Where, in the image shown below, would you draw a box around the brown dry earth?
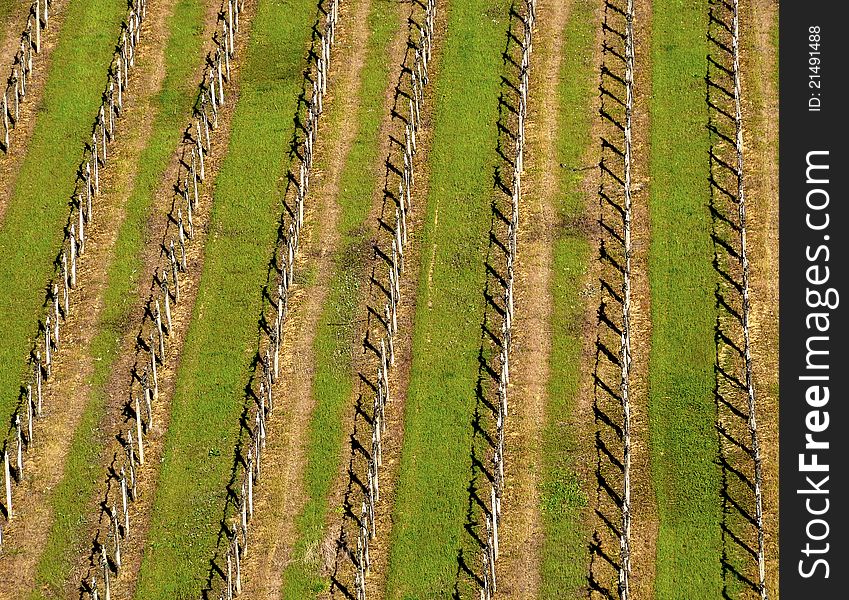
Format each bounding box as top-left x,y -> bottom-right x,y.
494,0 -> 570,596
352,121 -> 434,600
0,1 -> 193,596
625,0 -> 659,596
0,0 -> 44,66
232,0 -> 381,596
0,0 -> 35,62
739,0 -> 779,595
328,4 -> 449,599
586,0 -> 658,596
62,1 -> 262,597
0,0 -> 72,223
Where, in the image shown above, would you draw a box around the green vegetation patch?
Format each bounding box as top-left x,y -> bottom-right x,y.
133,0 -> 320,597
647,0 -> 723,596
383,0 -> 512,597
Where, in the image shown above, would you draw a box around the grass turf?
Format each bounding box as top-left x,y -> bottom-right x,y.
647,0 -> 723,597
537,0 -> 597,596
382,0 -> 512,597
132,0 -> 321,597
277,1 -> 399,595
28,0 -> 208,596
0,0 -> 127,435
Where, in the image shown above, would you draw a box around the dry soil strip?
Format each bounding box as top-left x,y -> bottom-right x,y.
309,14 -> 411,599
626,0 -> 659,596
328,3 -> 447,597
495,0 -> 570,596
65,2 -> 261,597
273,4 -> 413,596
739,0 -> 779,594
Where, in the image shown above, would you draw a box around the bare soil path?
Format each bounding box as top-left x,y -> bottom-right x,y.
231,0 -> 380,596
739,0 -> 779,594
313,15 -> 410,599
327,3 -> 448,597
64,1 -> 263,597
626,0 -> 659,596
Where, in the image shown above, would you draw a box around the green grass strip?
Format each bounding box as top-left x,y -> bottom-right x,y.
132,1 -> 319,597
647,1 -> 723,597
28,0 -> 207,597
278,2 -> 397,596
538,1 -> 597,596
0,0 -> 126,426
383,0 -> 511,596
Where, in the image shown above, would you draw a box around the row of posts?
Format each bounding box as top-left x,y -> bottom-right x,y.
729,1 -> 767,596
0,0 -> 148,549
615,0 -> 635,598
351,2 -> 437,599
479,2 -> 535,598
591,0 -> 635,596
706,0 -> 767,597
1,0 -> 52,152
78,2 -> 246,599
210,2 -> 340,599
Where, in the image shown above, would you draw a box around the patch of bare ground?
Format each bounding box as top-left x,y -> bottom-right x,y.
0,0 -> 72,224
0,0 -> 206,597
624,0 -> 658,596
0,0 -> 41,67
587,0 -> 657,596
228,0 -> 379,596
494,0 -> 571,596
274,4 -> 412,598
327,3 -> 448,598
0,0 -> 33,60
739,0 -> 779,595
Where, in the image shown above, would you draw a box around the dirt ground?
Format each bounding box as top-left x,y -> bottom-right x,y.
625,0 -> 660,596
326,3 -> 451,598
739,0 -> 780,595
69,1 -> 264,597
231,0 -> 383,596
